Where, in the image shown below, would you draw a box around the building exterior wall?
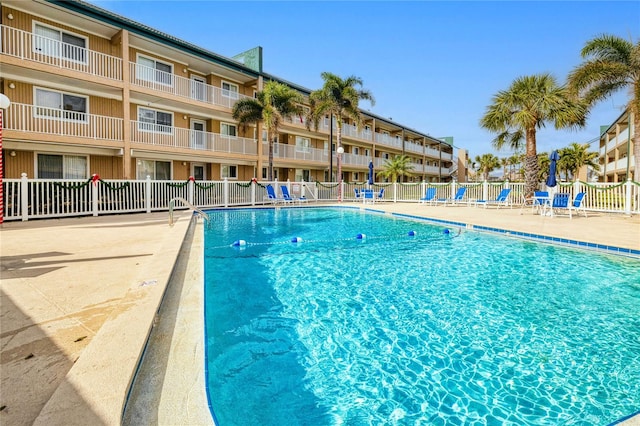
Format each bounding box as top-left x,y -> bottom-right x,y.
599,109 -> 635,182
1,0 -> 455,183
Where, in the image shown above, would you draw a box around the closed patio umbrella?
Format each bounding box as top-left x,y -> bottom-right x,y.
546,150 -> 559,188
368,161 -> 374,185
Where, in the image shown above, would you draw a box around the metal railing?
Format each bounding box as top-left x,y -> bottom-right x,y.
3,174 -> 639,222
129,62 -> 251,108
3,103 -> 124,141
131,122 -> 257,154
1,25 -> 123,80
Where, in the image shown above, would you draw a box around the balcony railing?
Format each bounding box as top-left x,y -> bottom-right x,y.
1,25 -> 123,81
129,63 -> 251,108
264,142 -> 329,162
131,121 -> 257,155
375,133 -> 403,149
4,102 -> 124,141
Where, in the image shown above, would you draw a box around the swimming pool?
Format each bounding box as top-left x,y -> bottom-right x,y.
204,207 -> 640,425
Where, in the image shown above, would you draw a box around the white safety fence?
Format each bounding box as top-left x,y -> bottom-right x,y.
2,174 -> 639,221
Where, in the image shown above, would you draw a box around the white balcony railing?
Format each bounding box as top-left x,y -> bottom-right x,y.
375,133 -> 403,149
4,102 -> 124,141
1,25 -> 123,81
264,142 -> 329,162
131,121 -> 257,155
129,63 -> 251,108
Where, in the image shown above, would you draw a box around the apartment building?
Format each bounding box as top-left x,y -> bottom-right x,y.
0,0 -> 454,184
599,108 -> 636,182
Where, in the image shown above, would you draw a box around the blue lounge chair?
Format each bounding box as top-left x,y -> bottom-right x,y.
544,192 -> 576,218
477,188 -> 512,209
571,192 -> 587,217
375,188 -> 385,201
265,184 -> 285,204
420,187 -> 437,205
435,187 -> 466,206
353,188 -> 361,202
362,189 -> 375,203
281,185 -> 306,204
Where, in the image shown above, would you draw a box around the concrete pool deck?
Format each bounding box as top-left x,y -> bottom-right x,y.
1,203 -> 639,425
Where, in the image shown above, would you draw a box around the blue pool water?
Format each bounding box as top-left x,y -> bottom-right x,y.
204,208 -> 640,425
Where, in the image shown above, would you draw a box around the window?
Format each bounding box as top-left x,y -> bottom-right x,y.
221,123 -> 237,137
221,165 -> 237,179
191,76 -> 207,101
353,147 -> 360,155
138,107 -> 172,133
221,81 -> 239,99
137,55 -> 173,86
364,149 -> 371,157
37,154 -> 87,179
353,172 -> 360,181
34,23 -> 87,63
35,88 -> 88,121
136,159 -> 171,180
294,169 -> 310,182
295,136 -> 310,153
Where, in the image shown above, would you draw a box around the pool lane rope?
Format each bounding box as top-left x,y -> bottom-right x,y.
228,228 -> 462,249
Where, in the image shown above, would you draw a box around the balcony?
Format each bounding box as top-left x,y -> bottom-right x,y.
3,102 -> 123,141
264,142 -> 329,163
131,122 -> 257,155
129,63 -> 251,108
374,133 -> 403,149
1,25 -> 123,81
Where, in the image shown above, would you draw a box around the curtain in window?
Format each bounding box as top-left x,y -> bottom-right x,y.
38,154 -> 63,179
61,33 -> 86,62
65,155 -> 87,179
34,24 -> 60,57
155,161 -> 171,180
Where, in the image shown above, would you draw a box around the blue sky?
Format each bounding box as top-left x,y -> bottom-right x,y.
90,0 -> 639,158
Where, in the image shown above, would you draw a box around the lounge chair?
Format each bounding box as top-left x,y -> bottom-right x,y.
375,188 -> 385,201
419,187 -> 437,205
544,192 -> 580,218
353,188 -> 361,202
265,184 -> 285,204
531,191 -> 550,214
476,188 -> 512,209
435,187 -> 466,206
569,192 -> 587,218
362,189 -> 375,203
281,185 -> 307,204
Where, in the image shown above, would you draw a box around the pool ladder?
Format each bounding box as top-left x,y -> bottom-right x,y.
168,197 -> 210,227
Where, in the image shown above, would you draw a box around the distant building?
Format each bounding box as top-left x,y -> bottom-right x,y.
599,108 -> 636,182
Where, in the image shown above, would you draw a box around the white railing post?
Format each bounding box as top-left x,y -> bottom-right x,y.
92,174 -> 99,216
482,180 -> 489,201
393,182 -> 397,203
300,179 -> 306,199
251,179 -> 256,206
223,177 -> 229,208
20,173 -> 28,221
188,178 -> 194,205
573,180 -> 581,199
145,176 -> 152,213
625,178 -> 632,216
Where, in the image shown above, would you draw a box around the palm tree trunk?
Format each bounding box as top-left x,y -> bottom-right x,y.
268,129 -> 274,181
524,128 -> 539,198
336,124 -> 343,201
634,111 -> 640,182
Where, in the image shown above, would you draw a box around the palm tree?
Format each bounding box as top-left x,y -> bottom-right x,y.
558,142 -> 600,181
480,73 -> 587,197
232,80 -> 303,181
307,72 -> 375,200
567,34 -> 640,181
377,154 -> 414,183
537,153 -> 551,182
474,153 -> 501,181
